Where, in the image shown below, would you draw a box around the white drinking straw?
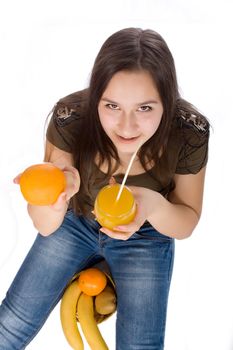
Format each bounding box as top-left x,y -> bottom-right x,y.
116,141 -> 142,201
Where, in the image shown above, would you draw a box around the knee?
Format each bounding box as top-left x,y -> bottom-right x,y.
0,298 -> 36,348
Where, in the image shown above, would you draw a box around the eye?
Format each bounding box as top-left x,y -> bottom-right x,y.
138,105 -> 152,112
105,103 -> 120,110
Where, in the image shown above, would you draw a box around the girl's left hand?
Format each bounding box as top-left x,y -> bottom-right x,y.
99,186 -> 159,240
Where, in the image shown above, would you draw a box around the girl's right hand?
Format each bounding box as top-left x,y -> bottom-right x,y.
13,165 -> 80,212
50,165 -> 80,211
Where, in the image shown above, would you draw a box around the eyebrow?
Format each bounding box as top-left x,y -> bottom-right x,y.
101,97 -> 159,105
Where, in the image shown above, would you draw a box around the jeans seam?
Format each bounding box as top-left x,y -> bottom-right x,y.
167,241 -> 175,283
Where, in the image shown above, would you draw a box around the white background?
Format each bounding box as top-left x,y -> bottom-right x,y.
0,0 -> 233,349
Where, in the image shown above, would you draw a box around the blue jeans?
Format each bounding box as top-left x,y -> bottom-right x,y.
0,209 -> 174,350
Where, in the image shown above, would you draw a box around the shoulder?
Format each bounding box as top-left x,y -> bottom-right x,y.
170,104 -> 210,174
51,88 -> 89,127
58,88 -> 88,107
46,89 -> 88,152
172,104 -> 210,145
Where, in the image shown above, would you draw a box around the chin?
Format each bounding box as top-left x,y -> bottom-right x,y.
116,144 -> 139,155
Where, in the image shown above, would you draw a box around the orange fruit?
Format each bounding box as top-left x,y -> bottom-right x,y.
78,268 -> 107,296
19,163 -> 66,206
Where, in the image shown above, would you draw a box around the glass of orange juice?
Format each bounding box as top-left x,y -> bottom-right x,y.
94,183 -> 136,230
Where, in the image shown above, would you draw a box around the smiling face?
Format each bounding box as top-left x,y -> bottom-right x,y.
98,70 -> 163,157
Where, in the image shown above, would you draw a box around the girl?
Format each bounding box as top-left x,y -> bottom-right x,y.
0,27 -> 209,349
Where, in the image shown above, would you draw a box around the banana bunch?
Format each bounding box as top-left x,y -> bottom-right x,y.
60,271 -> 117,350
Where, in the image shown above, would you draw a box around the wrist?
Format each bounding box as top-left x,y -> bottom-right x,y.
146,191 -> 165,222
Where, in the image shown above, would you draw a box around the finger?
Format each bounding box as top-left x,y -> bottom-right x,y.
50,192 -> 67,211
109,176 -> 116,185
100,229 -> 125,240
13,173 -> 22,184
63,166 -> 80,178
13,177 -> 20,184
113,222 -> 139,233
99,227 -> 131,241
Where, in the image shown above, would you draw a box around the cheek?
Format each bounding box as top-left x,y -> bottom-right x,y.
98,112 -> 115,134
141,117 -> 162,136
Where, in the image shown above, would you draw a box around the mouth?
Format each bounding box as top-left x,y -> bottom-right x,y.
116,135 -> 140,143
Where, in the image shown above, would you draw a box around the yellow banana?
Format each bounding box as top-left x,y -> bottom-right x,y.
60,280 -> 84,350
77,292 -> 109,350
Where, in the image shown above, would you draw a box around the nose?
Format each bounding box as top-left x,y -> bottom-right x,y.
117,111 -> 138,137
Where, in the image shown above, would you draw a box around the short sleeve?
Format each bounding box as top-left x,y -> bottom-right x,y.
175,125 -> 210,174
46,89 -> 87,152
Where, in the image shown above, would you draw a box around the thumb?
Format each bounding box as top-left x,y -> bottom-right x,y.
50,192 -> 68,211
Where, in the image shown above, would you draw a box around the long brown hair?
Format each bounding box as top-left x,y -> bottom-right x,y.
71,27 -> 207,214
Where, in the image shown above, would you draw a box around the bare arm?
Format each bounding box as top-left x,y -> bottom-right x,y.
146,166 -> 207,239
26,141 -> 80,236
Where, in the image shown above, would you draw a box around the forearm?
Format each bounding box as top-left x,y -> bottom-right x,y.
147,193 -> 200,240
27,202 -> 68,236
